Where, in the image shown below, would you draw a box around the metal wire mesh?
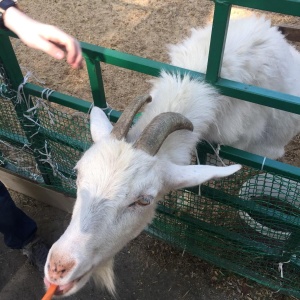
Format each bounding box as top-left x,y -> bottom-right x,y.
1,57 -> 300,296
149,154 -> 300,295
0,61 -> 91,194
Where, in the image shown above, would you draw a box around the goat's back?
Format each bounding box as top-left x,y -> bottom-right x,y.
169,15 -> 300,96
129,16 -> 300,160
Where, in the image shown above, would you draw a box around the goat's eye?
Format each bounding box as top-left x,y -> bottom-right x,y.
129,195 -> 154,208
137,195 -> 153,206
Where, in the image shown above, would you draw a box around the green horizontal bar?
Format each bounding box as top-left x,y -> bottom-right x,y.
214,0 -> 300,17
216,78 -> 300,114
0,30 -> 206,81
4,29 -> 300,115
23,83 -> 91,113
156,204 -> 280,256
81,41 -> 206,80
22,83 -> 121,122
219,145 -> 300,181
198,142 -> 300,182
82,43 -> 300,115
19,73 -> 300,117
0,129 -> 28,147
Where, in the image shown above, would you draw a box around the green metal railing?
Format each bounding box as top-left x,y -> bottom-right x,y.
1,0 -> 300,296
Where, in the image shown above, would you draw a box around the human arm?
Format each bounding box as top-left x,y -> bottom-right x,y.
2,6 -> 82,69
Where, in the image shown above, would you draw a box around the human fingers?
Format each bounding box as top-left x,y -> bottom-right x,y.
65,39 -> 83,69
41,25 -> 83,68
23,34 -> 66,60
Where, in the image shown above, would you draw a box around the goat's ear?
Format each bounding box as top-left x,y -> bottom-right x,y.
90,106 -> 113,142
166,164 -> 241,190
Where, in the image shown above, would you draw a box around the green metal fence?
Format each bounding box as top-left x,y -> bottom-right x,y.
1,0 -> 300,297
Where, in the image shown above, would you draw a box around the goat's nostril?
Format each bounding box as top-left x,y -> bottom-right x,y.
48,256 -> 76,280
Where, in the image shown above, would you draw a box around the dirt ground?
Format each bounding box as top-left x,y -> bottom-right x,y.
2,0 -> 300,299
14,0 -> 300,167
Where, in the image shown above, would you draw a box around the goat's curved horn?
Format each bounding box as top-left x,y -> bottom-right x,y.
133,112 -> 193,156
111,94 -> 152,140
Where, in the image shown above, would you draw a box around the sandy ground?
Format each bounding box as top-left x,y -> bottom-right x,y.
14,0 -> 300,166
1,0 -> 300,299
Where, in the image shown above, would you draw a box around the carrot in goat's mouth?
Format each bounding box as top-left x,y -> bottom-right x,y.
41,284 -> 58,300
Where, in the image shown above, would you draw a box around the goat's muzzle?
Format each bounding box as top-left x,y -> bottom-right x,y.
47,253 -> 76,282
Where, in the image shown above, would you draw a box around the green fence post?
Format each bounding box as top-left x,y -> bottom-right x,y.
0,34 -> 61,186
205,1 -> 231,84
84,54 -> 107,109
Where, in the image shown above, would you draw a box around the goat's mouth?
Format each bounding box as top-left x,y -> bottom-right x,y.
44,272 -> 89,296
44,278 -> 76,296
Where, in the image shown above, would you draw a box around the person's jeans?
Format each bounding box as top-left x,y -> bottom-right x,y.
0,181 -> 37,249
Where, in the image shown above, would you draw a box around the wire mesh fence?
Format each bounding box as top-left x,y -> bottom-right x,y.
0,60 -> 91,193
149,156 -> 300,296
1,0 -> 300,295
1,57 -> 300,296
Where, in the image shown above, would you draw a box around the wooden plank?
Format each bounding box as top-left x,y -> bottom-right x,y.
278,24 -> 300,42
0,167 -> 75,213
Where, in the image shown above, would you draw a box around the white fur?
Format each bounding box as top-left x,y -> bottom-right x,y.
129,15 -> 300,160
44,15 -> 300,297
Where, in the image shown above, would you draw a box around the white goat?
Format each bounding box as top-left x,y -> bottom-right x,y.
44,15 -> 300,296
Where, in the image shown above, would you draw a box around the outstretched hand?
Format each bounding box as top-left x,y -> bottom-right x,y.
3,7 -> 83,69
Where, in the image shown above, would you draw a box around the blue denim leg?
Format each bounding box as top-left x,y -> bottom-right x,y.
0,181 -> 37,249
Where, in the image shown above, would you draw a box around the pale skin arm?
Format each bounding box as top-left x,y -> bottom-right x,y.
3,6 -> 83,69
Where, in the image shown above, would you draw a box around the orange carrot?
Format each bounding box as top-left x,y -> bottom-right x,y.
41,284 -> 58,300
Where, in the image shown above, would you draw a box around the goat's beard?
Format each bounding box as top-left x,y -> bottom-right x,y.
92,258 -> 116,296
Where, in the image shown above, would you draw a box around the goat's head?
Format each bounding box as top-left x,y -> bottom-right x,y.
44,95 -> 241,296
